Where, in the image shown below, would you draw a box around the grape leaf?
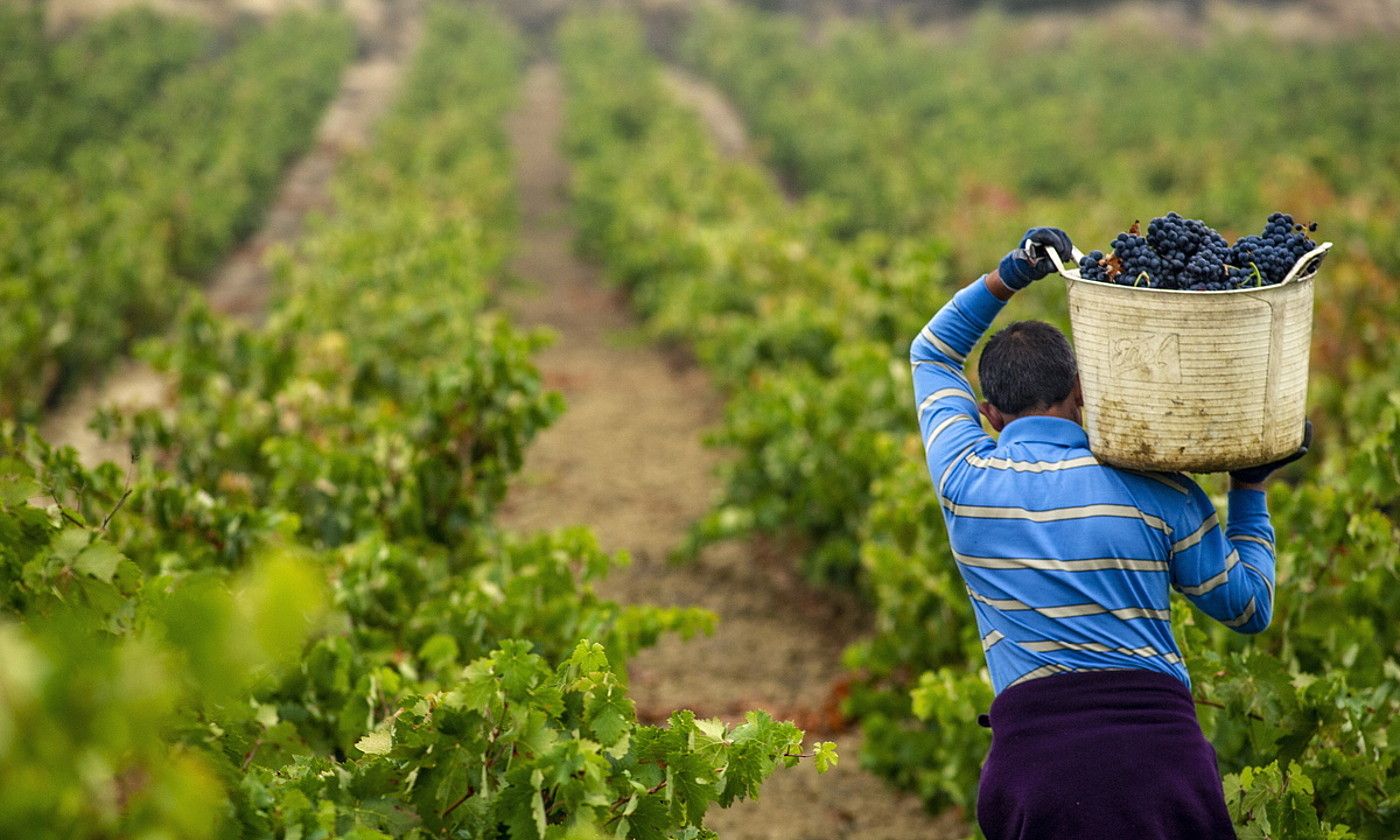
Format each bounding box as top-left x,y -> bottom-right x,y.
74,542 -> 123,582
813,741 -> 839,774
355,729 -> 393,756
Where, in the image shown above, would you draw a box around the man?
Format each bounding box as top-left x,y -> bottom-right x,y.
909,227 -> 1310,840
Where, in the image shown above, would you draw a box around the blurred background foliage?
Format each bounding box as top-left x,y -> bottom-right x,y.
1,0 -> 1396,836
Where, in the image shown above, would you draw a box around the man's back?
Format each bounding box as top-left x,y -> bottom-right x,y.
940,414 -> 1275,693
912,273 -> 1276,696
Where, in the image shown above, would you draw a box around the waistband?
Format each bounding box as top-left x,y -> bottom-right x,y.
986,669 -> 1199,734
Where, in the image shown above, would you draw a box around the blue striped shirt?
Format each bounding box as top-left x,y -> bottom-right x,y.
911,276 -> 1276,694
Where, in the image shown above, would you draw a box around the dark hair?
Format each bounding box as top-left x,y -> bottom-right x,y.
978,321 -> 1078,415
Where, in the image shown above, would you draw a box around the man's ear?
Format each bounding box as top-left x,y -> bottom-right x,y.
979,401 -> 1007,432
1072,376 -> 1084,408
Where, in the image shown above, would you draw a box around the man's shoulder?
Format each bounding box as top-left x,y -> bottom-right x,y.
975,443 -> 1202,503
950,439 -> 1205,512
1106,466 -> 1198,498
1098,464 -> 1215,531
953,441 -> 1105,497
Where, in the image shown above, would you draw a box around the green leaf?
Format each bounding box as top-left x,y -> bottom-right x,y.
418,633 -> 460,673
0,476 -> 40,507
666,752 -> 714,827
495,639 -> 546,698
624,795 -> 671,840
51,527 -> 90,561
255,704 -> 279,729
457,659 -> 499,712
73,541 -> 124,583
567,639 -> 609,674
590,700 -> 630,747
813,741 -> 839,774
355,728 -> 393,756
587,681 -> 634,748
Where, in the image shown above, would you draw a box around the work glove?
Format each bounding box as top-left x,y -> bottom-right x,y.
1230,421 -> 1313,484
999,227 -> 1075,290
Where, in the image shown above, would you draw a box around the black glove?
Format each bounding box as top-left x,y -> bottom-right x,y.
1230,421 -> 1313,484
999,227 -> 1074,290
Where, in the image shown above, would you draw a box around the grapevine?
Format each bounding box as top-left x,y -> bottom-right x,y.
0,10 -> 354,418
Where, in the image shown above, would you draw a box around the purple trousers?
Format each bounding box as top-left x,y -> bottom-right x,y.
977,670 -> 1236,840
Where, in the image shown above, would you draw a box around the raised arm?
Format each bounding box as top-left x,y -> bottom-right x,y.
911,227 -> 1074,498
910,275 -> 1003,496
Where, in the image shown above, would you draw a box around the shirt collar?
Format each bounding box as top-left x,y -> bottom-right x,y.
997,416 -> 1090,449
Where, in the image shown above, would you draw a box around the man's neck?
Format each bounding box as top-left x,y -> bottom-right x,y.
1007,407 -> 1080,425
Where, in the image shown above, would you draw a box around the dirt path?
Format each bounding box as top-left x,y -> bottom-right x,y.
497,63 -> 962,840
663,67 -> 754,162
41,5 -> 419,465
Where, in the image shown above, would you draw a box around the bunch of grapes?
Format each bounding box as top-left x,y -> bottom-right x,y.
1079,250 -> 1109,283
1145,212 -> 1231,290
1225,213 -> 1321,287
1109,230 -> 1162,286
1077,212 -> 1322,292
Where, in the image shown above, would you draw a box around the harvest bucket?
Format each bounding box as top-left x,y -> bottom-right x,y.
1036,240 -> 1331,472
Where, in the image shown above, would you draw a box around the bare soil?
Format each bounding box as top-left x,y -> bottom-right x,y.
44,0 -> 396,35
496,63 -> 964,840
663,67 -> 755,162
41,5 -> 420,465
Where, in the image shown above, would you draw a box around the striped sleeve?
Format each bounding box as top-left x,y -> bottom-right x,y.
910,277 -> 1002,497
1169,484 -> 1275,634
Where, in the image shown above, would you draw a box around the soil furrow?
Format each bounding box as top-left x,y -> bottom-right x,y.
498,62 -> 962,840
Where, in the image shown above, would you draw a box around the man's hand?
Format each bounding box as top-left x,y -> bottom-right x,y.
1230,421 -> 1313,488
997,227 -> 1075,291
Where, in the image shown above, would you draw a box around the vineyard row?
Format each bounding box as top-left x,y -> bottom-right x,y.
0,7 -> 825,837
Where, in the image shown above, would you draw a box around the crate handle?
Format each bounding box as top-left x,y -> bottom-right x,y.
1023,239 -> 1084,280
1280,241 -> 1332,286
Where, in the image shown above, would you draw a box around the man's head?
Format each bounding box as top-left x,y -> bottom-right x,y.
977,320 -> 1083,431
